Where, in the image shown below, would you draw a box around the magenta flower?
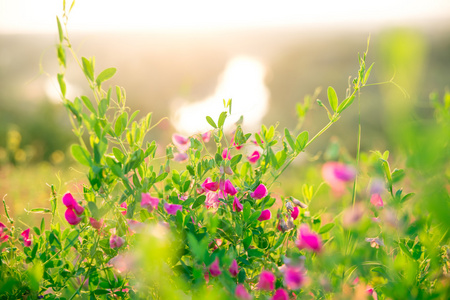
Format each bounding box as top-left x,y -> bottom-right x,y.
235,284 -> 252,300
173,152 -> 188,163
110,235 -> 125,249
233,197 -> 243,212
295,224 -> 322,252
248,150 -> 261,164
127,219 -> 145,233
0,223 -> 8,243
229,259 -> 239,277
172,133 -> 190,152
222,148 -> 231,160
370,193 -> 384,207
120,202 -> 127,216
202,178 -> 219,192
258,270 -> 276,291
89,217 -> 103,229
283,266 -> 305,290
231,137 -> 243,150
251,184 -> 268,199
164,203 -> 182,215
258,209 -> 272,221
271,289 -> 289,300
205,191 -> 220,209
322,162 -> 356,196
291,206 -> 299,220
201,131 -> 211,143
223,179 -> 237,196
209,257 -> 222,277
21,228 -> 31,247
62,192 -> 84,215
141,193 -> 159,213
65,208 -> 82,225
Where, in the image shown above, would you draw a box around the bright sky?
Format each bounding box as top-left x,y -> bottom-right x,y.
1,0 -> 449,33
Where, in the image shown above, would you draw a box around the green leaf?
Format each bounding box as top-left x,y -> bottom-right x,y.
98,98 -> 108,117
230,154 -> 242,167
363,62 -> 374,85
218,111 -> 227,128
295,131 -> 309,151
243,202 -> 251,220
271,232 -> 286,250
88,202 -> 99,219
81,96 -> 96,114
247,249 -> 264,257
398,243 -> 415,260
337,95 -> 355,113
71,144 -> 91,166
57,73 -> 66,97
114,111 -> 128,136
82,57 -> 94,82
112,147 -> 124,163
56,16 -> 63,43
96,67 -> 117,86
247,210 -> 262,224
57,45 -> 66,68
327,86 -> 338,112
192,195 -> 206,209
206,116 -> 217,128
318,223 -> 335,234
284,128 -> 296,152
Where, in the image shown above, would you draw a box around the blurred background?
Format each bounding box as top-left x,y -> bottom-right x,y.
0,0 -> 449,223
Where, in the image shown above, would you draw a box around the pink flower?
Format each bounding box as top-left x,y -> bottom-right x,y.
233,197 -> 243,212
141,193 -> 159,213
235,284 -> 252,300
89,217 -> 103,229
201,131 -> 211,143
291,207 -> 299,220
120,202 -> 127,216
164,203 -> 182,215
202,178 -> 219,192
251,184 -> 268,199
258,271 -> 276,291
0,223 -> 8,243
367,286 -> 378,300
21,228 -> 31,247
62,192 -> 84,215
258,209 -> 272,221
173,152 -> 188,163
172,133 -> 190,152
127,219 -> 145,233
223,179 -> 237,196
205,191 -> 220,209
222,148 -> 231,160
248,150 -> 261,164
65,208 -> 82,225
232,137 -> 243,150
229,259 -> 239,277
322,162 -> 356,196
283,266 -> 305,290
370,193 -> 384,207
295,224 -> 322,252
209,258 -> 221,277
271,289 -> 289,300
110,235 -> 125,249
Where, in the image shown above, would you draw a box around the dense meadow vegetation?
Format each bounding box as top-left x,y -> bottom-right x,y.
1,3 -> 449,299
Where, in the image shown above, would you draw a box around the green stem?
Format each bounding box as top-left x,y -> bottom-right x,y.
351,91 -> 362,207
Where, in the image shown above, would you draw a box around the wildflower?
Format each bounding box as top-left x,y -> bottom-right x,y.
89,217 -> 103,229
370,193 -> 384,207
233,197 -> 243,212
62,192 -> 84,215
127,219 -> 145,233
220,165 -> 234,175
229,259 -> 239,277
291,207 -> 299,220
120,202 -> 127,216
209,258 -> 221,277
205,191 -> 220,209
342,203 -> 364,228
164,203 -> 182,215
271,289 -> 289,300
235,284 -> 252,300
223,179 -> 237,196
248,150 -> 261,163
201,131 -> 211,143
141,193 -> 159,213
251,184 -> 268,199
366,286 -> 378,300
290,197 -> 308,209
258,270 -> 276,291
21,229 -> 31,247
0,224 -> 8,243
369,178 -> 385,195
322,162 -> 356,196
65,208 -> 82,225
172,133 -> 190,152
208,238 -> 223,251
202,178 -> 219,192
110,235 -> 125,249
295,224 -> 322,252
173,152 -> 188,163
222,148 -> 231,160
258,209 -> 272,221
365,237 -> 384,248
283,266 -> 305,290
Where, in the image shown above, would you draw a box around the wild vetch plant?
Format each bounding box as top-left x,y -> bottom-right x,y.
0,2 -> 449,299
